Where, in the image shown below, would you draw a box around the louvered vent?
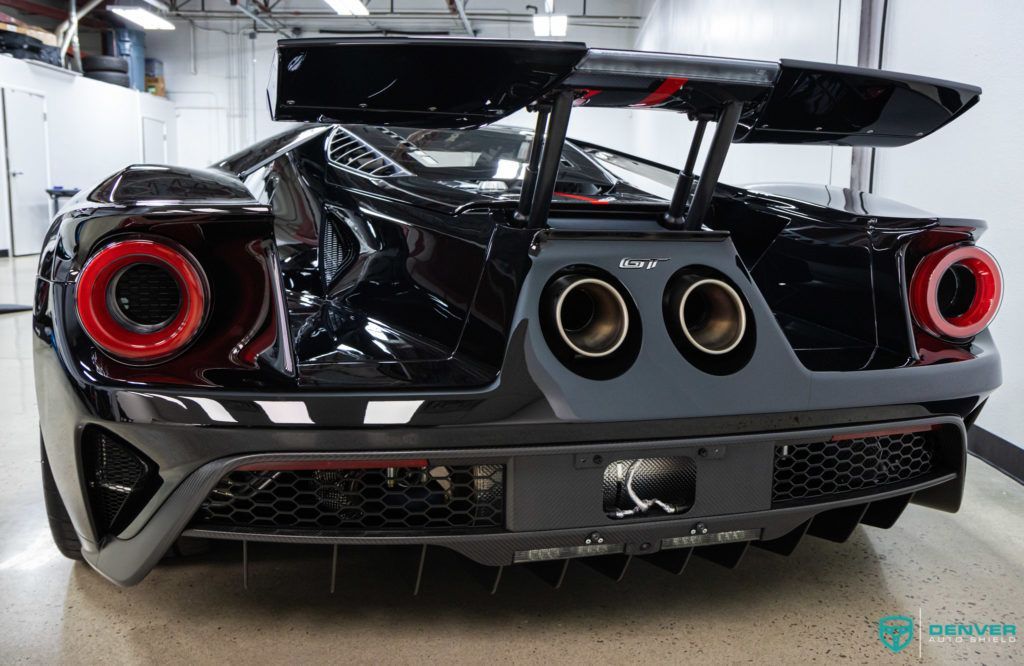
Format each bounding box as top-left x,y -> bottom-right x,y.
325,127 -> 404,177
320,210 -> 359,291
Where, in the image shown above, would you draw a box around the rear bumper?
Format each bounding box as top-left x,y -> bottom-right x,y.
33,324 -> 984,587
76,415 -> 965,586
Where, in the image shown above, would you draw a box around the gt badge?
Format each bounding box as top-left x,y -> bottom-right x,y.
619,258 -> 668,270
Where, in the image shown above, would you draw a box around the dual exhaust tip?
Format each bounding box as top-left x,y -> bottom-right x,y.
550,276 -> 631,358
671,274 -> 747,356
544,268 -> 749,366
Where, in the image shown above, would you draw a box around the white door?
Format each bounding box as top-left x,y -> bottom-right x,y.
142,116 -> 167,164
3,89 -> 50,257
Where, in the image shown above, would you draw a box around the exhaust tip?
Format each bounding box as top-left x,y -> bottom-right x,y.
552,277 -> 630,358
677,278 -> 747,355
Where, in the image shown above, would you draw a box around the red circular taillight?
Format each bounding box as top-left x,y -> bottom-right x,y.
76,239 -> 207,362
909,244 -> 1002,340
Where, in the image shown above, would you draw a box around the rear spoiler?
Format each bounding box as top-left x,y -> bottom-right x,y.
269,38 -> 979,232
269,37 -> 980,148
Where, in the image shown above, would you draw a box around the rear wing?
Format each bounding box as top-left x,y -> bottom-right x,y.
269,38 -> 979,147
268,38 -> 979,230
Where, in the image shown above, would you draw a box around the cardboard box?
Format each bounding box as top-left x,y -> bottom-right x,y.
1,21 -> 58,47
145,75 -> 166,97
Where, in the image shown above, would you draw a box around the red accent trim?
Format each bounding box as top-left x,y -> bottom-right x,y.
909,244 -> 1002,340
573,89 -> 603,107
914,332 -> 974,365
76,239 -> 207,361
553,191 -> 611,205
633,77 -> 688,107
235,459 -> 429,472
831,425 -> 936,442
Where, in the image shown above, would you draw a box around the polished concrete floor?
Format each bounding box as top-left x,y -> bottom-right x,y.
1,254 -> 1022,665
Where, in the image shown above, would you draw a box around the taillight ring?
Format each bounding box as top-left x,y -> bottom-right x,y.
909,244 -> 1002,340
76,239 -> 207,361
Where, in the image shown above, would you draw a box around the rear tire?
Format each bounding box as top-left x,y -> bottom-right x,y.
41,437 -> 84,561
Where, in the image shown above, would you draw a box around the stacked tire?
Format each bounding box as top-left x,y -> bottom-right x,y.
83,55 -> 130,87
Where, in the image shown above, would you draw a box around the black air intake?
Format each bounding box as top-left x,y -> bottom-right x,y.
195,463 -> 505,532
82,429 -> 161,537
319,210 -> 360,291
772,431 -> 936,505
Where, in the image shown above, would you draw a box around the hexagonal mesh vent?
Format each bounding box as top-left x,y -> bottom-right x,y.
772,432 -> 936,505
194,464 -> 505,532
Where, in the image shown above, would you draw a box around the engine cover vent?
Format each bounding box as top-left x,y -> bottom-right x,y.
325,126 -> 405,177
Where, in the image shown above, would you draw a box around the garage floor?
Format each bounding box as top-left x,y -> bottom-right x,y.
2,255 -> 1022,664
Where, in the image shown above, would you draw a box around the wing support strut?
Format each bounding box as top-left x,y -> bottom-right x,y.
680,101 -> 743,231
517,90 -> 575,229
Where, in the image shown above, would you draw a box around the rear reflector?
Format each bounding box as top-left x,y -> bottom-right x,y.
661,528 -> 761,550
909,244 -> 1002,340
513,542 -> 624,563
76,239 -> 207,362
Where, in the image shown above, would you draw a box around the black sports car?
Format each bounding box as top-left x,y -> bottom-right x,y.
34,39 -> 1002,588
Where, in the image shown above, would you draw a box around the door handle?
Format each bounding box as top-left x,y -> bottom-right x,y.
10,171 -> 23,177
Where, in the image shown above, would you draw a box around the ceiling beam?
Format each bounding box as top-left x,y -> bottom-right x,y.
2,0 -> 105,27
227,0 -> 291,37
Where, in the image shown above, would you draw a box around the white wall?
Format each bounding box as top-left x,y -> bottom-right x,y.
0,57 -> 177,254
148,2 -> 642,168
871,0 -> 1024,446
609,0 -> 860,187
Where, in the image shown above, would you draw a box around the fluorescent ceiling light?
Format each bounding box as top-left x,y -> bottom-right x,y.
493,159 -> 524,180
532,15 -> 550,37
532,14 -> 568,37
109,6 -> 175,30
323,0 -> 369,16
550,14 -> 568,37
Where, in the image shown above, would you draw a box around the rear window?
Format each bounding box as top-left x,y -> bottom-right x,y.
347,125 -> 615,196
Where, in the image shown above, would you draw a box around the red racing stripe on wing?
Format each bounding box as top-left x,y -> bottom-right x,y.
554,191 -> 612,205
633,76 -> 688,107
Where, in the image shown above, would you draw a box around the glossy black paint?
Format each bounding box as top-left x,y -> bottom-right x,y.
32,57 -> 999,586
270,38 -> 587,127
36,167 -> 290,388
269,39 -> 980,148
35,124 -> 996,392
738,60 -> 981,146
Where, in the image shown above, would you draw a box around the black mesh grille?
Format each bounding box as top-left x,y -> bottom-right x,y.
603,457 -> 696,517
83,430 -> 160,536
320,212 -> 359,290
195,464 -> 505,532
112,263 -> 181,327
772,432 -> 936,505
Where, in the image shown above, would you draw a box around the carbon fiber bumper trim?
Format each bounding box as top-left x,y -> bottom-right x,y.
79,415 -> 966,586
